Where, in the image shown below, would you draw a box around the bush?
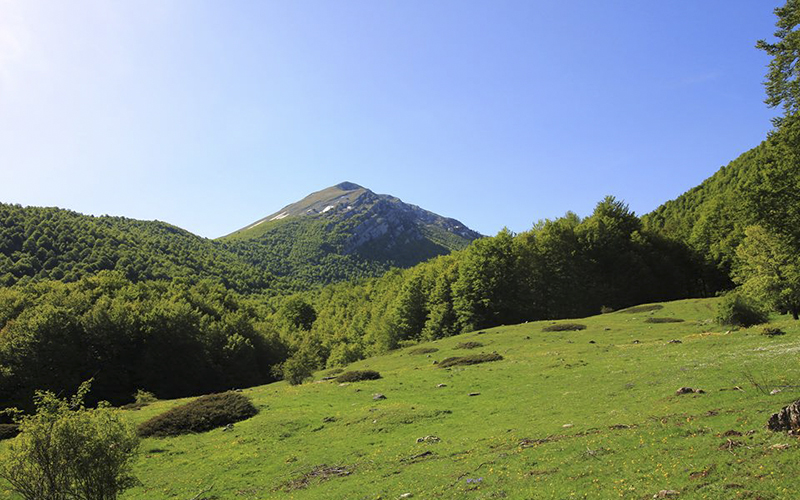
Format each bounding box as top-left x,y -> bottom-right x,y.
408,347 -> 439,355
0,424 -> 19,441
0,380 -> 139,500
455,341 -> 483,349
618,304 -> 664,314
644,317 -> 685,324
542,323 -> 587,332
716,293 -> 769,327
438,353 -> 503,368
335,370 -> 382,383
137,392 -> 258,438
600,306 -> 615,314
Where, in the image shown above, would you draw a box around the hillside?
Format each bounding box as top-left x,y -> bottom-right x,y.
0,203 -> 277,293
95,298 -> 800,499
219,182 -> 482,285
643,115 -> 800,277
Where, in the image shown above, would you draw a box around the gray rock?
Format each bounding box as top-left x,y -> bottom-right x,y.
653,491 -> 680,499
373,393 -> 387,400
767,399 -> 800,432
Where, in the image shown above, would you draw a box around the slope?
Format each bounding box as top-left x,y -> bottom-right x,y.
0,203 -> 277,293
219,182 -> 482,286
109,298 -> 800,499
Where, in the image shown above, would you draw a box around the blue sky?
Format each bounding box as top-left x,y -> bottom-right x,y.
0,1 -> 783,238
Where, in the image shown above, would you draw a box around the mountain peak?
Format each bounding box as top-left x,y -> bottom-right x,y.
333,181 -> 364,191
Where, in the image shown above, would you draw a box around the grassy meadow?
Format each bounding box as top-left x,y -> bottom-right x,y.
4,297 -> 800,499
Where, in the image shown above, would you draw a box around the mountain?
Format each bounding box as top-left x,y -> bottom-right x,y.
219,182 -> 482,286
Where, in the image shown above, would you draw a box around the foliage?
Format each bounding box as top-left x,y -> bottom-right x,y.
438,353 -> 503,368
0,272 -> 284,412
407,347 -> 439,355
734,225 -> 800,319
761,325 -> 786,336
0,424 -> 19,441
0,381 -> 140,500
137,392 -> 258,438
618,304 -> 664,314
334,370 -> 382,383
0,203 -> 276,293
454,342 -> 483,349
757,0 -> 800,124
134,390 -> 156,405
276,347 -> 319,386
715,292 -> 769,327
542,323 -> 587,332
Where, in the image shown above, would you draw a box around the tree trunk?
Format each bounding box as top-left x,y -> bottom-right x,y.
792,307 -> 799,320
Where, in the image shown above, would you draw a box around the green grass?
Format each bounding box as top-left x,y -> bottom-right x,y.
3,298 -> 800,499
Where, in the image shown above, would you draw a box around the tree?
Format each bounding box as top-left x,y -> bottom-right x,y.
734,225 -> 800,319
757,0 -> 800,124
0,380 -> 140,500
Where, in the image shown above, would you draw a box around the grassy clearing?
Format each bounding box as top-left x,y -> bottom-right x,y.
3,298 -> 800,499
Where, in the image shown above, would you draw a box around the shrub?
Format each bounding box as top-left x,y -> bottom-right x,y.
644,317 -> 685,324
408,347 -> 439,355
455,342 -> 483,349
600,306 -> 614,314
0,380 -> 139,500
542,323 -> 587,332
134,389 -> 157,404
618,304 -> 664,314
438,353 -> 504,368
335,370 -> 382,383
0,424 -> 19,441
137,392 -> 258,438
716,293 -> 769,327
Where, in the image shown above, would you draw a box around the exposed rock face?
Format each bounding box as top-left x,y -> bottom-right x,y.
767,399 -> 800,432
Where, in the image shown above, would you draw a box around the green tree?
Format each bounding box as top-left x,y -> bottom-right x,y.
0,381 -> 140,500
735,225 -> 800,319
757,0 -> 800,124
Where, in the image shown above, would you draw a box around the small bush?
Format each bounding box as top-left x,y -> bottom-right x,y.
542,323 -> 587,332
600,306 -> 614,314
455,342 -> 483,349
408,347 -> 439,355
619,304 -> 664,314
761,326 -> 786,337
644,317 -> 685,324
335,370 -> 382,383
0,424 -> 19,441
137,392 -> 258,438
326,368 -> 345,376
716,293 -> 769,327
438,353 -> 503,368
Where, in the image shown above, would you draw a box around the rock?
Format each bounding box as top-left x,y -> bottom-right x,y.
632,340 -> 641,344
676,387 -> 704,395
338,382 -> 350,387
562,423 -> 574,428
436,383 -> 447,388
589,340 -> 596,344
468,392 -> 481,397
399,494 -> 413,499
770,443 -> 790,450
770,388 -> 782,395
373,393 -> 387,400
653,490 -> 680,498
668,340 -> 682,344
416,435 -> 441,444
767,399 -> 800,432
322,416 -> 337,423
222,423 -> 234,432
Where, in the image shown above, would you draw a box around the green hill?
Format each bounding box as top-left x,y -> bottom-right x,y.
79,298 -> 800,499
0,203 -> 277,294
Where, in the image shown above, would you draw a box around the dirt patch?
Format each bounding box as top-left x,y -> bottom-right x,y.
280,464 -> 353,491
645,317 -> 685,323
438,353 -> 503,368
408,347 -> 439,355
618,304 -> 664,314
542,323 -> 586,332
455,342 -> 484,349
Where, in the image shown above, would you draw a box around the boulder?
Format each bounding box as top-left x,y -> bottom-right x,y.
767,399 -> 800,432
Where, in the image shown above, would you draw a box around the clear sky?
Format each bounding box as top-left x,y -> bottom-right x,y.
0,1 -> 783,238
